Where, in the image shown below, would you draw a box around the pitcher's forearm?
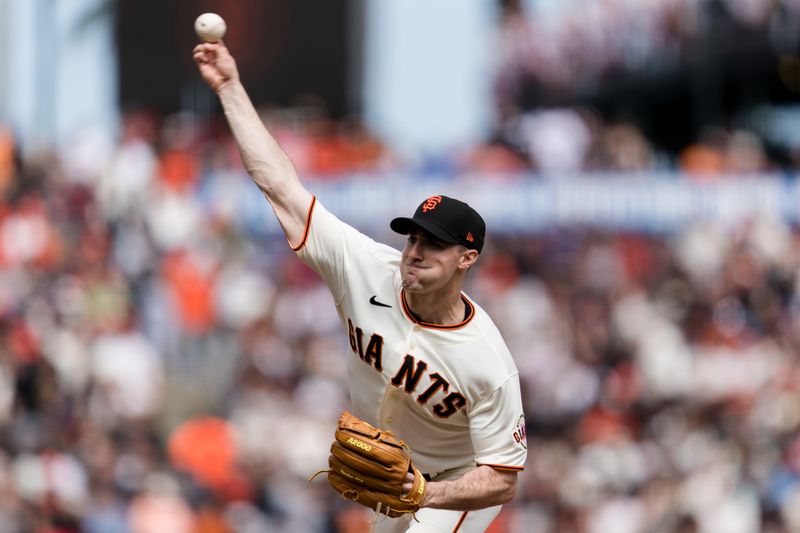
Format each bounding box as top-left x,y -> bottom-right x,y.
422,466 -> 517,511
216,80 -> 312,242
217,81 -> 295,194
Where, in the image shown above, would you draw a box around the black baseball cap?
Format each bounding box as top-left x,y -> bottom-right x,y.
390,195 -> 485,253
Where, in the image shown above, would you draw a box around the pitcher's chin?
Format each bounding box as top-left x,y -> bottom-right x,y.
401,277 -> 424,292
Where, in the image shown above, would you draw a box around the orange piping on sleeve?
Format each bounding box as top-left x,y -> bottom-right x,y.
476,463 -> 525,472
289,196 -> 316,251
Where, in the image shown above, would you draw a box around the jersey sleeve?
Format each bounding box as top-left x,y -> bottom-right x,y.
469,375 -> 527,471
292,198 -> 378,304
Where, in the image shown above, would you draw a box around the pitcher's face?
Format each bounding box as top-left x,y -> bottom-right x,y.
400,229 -> 475,293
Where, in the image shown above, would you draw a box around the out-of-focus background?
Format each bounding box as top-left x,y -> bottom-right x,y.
2,0 -> 800,531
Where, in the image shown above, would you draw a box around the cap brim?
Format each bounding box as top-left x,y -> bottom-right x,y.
390,217 -> 460,244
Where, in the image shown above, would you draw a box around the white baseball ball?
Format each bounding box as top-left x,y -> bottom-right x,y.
194,13 -> 226,42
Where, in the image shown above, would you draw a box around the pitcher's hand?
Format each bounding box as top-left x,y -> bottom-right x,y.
193,41 -> 239,93
402,471 -> 415,495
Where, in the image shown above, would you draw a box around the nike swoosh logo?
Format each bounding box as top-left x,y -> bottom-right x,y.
369,295 -> 392,308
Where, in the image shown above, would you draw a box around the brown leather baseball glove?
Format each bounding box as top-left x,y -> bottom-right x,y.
325,411 -> 426,518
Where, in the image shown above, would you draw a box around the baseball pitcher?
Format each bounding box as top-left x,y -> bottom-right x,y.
194,41 -> 527,533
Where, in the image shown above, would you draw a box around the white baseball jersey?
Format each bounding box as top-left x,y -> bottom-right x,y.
293,198 -> 527,476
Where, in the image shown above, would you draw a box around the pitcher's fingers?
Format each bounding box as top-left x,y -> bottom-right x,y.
193,51 -> 209,65
192,43 -> 219,55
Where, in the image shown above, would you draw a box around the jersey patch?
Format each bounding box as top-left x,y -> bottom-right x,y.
512,415 -> 527,450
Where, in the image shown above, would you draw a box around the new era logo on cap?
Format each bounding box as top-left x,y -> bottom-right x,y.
390,195 -> 486,253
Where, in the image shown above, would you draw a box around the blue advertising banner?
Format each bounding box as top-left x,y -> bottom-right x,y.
209,173 -> 800,237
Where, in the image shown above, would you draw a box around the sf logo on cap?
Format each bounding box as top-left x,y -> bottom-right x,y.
422,196 -> 443,212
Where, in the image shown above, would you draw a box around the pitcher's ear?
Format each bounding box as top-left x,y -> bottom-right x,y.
459,249 -> 479,271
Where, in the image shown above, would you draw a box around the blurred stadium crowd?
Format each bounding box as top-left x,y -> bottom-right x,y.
496,0 -> 798,94
487,0 -> 800,177
2,0 -> 800,532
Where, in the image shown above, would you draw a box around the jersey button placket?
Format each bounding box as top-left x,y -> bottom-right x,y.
410,324 -> 419,351
380,325 -> 416,428
379,387 -> 401,427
